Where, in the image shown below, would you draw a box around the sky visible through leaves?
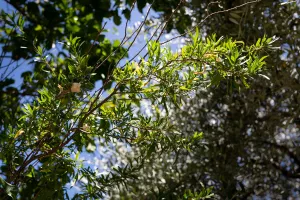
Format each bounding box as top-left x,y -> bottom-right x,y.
0,1 -> 187,198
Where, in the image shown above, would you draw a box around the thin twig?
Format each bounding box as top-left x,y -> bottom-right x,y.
85,22 -> 107,55
126,0 -> 184,67
92,0 -> 138,73
114,0 -> 155,69
161,0 -> 260,45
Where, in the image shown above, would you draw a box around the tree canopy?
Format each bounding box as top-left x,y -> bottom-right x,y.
0,0 -> 286,199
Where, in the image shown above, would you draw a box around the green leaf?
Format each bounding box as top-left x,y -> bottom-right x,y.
0,177 -> 17,199
122,9 -> 131,20
113,40 -> 121,47
229,12 -> 241,19
256,38 -> 261,47
146,143 -> 156,158
34,24 -> 42,31
229,17 -> 239,25
113,13 -> 121,25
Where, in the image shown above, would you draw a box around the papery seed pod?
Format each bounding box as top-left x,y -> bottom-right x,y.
71,83 -> 81,93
